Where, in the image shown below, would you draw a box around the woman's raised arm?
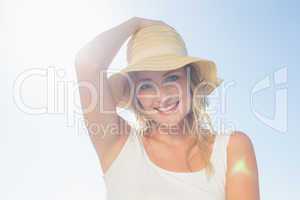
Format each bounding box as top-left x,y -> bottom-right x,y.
74,17 -> 140,168
74,17 -> 168,173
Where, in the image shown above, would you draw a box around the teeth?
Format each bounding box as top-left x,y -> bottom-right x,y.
157,101 -> 178,112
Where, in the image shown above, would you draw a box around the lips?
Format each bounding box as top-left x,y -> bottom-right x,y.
155,99 -> 180,113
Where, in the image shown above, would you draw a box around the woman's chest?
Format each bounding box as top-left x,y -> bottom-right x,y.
143,138 -> 212,173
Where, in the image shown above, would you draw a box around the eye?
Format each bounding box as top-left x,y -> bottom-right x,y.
139,82 -> 153,90
164,74 -> 179,82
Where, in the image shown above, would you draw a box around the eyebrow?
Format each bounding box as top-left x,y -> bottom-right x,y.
135,69 -> 179,82
162,69 -> 178,77
136,78 -> 152,82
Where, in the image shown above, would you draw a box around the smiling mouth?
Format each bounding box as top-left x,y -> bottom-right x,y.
154,100 -> 180,114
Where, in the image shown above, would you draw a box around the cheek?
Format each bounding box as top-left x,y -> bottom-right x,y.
175,79 -> 188,98
137,96 -> 151,108
177,80 -> 191,112
135,92 -> 156,110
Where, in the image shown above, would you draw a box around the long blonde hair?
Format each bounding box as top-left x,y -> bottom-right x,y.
129,64 -> 217,177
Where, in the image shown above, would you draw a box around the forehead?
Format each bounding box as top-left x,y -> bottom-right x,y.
131,67 -> 186,81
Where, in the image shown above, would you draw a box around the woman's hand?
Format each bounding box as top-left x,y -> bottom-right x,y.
126,17 -> 174,62
131,17 -> 174,33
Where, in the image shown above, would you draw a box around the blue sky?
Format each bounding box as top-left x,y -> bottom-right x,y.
1,0 -> 299,199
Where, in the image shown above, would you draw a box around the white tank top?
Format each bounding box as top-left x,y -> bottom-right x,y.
103,128 -> 231,200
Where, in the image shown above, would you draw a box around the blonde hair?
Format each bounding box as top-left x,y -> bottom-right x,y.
129,64 -> 217,177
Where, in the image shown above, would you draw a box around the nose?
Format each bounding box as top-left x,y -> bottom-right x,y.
154,86 -> 179,108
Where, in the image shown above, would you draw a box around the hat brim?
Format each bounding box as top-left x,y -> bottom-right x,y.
108,54 -> 223,108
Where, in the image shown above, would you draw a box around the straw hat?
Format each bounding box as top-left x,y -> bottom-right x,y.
108,24 -> 223,109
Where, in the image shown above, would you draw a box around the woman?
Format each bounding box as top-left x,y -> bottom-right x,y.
74,17 -> 260,200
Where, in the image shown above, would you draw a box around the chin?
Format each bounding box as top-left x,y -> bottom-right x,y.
151,110 -> 188,126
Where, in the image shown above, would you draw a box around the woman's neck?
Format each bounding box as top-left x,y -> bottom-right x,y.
145,121 -> 197,147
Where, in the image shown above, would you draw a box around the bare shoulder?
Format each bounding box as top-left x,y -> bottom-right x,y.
227,130 -> 257,170
227,131 -> 255,153
225,131 -> 260,200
